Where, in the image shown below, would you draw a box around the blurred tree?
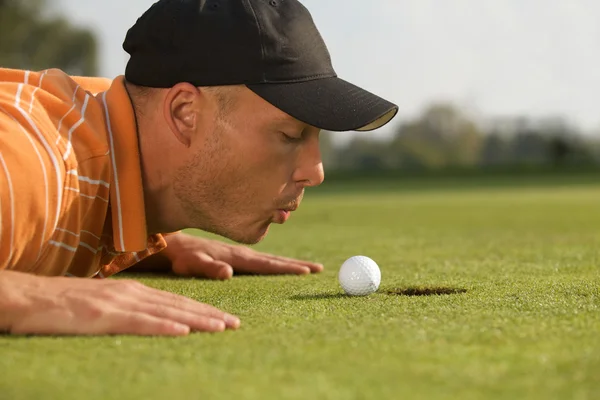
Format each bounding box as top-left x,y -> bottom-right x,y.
0,0 -> 98,76
480,132 -> 510,166
538,116 -> 593,166
510,129 -> 548,165
547,136 -> 572,165
483,116 -> 595,167
316,106 -> 599,173
337,137 -> 393,171
391,103 -> 484,169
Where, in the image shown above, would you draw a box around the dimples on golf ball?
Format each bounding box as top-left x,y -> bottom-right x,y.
338,256 -> 381,296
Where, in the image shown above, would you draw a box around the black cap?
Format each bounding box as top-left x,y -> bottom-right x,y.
123,0 -> 398,132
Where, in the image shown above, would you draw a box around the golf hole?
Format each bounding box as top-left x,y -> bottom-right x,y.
386,286 -> 468,297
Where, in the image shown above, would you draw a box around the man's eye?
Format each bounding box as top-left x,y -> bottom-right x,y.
281,132 -> 303,143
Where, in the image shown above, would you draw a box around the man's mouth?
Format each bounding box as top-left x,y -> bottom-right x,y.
275,203 -> 299,223
276,209 -> 291,223
274,194 -> 303,223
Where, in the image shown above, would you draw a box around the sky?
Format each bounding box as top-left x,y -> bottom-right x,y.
55,0 -> 600,137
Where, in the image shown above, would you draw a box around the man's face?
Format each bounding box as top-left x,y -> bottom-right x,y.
172,86 -> 324,244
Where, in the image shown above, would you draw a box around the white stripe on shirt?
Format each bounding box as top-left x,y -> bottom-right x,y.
55,228 -> 79,237
63,94 -> 90,160
14,85 -> 64,241
79,241 -> 98,254
80,193 -> 109,203
81,230 -> 101,240
29,87 -> 39,114
0,105 -> 49,262
77,175 -> 110,188
0,153 -> 15,266
49,240 -> 77,252
56,104 -> 77,144
56,85 -> 80,144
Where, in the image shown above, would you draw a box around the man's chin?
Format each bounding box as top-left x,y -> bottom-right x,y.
218,223 -> 271,245
244,224 -> 271,245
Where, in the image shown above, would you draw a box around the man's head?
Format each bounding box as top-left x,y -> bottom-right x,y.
122,0 -> 398,243
127,82 -> 322,244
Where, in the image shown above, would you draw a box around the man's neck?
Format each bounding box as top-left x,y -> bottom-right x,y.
124,82 -> 184,235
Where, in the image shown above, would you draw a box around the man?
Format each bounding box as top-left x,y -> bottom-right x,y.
0,0 -> 398,336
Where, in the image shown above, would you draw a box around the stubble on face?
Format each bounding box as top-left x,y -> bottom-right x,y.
172,87 -> 302,244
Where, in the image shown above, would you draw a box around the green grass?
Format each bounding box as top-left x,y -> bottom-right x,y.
2,175 -> 600,399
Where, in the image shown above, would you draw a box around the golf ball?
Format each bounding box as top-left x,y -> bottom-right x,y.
338,256 -> 381,296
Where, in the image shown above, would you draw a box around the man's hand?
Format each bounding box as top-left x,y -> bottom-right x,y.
0,270 -> 240,336
161,233 -> 324,280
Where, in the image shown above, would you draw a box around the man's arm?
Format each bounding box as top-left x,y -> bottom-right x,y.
125,232 -> 324,279
0,269 -> 240,335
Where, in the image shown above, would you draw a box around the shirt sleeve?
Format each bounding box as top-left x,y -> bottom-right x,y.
71,76 -> 112,95
0,106 -> 65,272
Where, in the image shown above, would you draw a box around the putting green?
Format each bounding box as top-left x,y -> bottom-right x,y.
2,177 -> 599,399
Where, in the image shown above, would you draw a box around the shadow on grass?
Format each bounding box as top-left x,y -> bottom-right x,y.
386,286 -> 468,296
291,286 -> 469,300
117,272 -> 184,280
117,272 -> 262,281
290,293 -> 349,300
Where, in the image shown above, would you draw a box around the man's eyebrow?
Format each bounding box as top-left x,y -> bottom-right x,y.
271,115 -> 306,128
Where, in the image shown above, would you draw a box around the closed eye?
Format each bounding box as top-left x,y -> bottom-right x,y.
281,132 -> 303,144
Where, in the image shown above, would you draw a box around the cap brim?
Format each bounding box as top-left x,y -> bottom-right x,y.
246,77 -> 398,132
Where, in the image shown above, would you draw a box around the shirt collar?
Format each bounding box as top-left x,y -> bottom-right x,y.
101,76 -> 149,252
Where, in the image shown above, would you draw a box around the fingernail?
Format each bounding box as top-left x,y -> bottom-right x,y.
173,323 -> 190,335
219,266 -> 233,280
211,319 -> 226,331
301,267 -> 311,275
224,314 -> 241,329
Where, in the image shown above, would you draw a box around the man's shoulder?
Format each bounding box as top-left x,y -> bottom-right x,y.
70,75 -> 113,96
0,68 -> 115,163
0,67 -> 113,98
42,68 -> 113,96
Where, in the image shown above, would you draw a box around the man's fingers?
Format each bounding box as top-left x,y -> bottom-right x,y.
130,303 -> 227,333
263,254 -> 324,273
172,254 -> 234,280
192,257 -> 234,280
3,272 -> 238,337
11,308 -> 191,337
135,284 -> 241,329
231,247 -> 323,274
104,311 -> 191,336
234,255 -> 312,275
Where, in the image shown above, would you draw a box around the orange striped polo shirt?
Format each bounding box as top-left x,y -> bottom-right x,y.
0,67 -> 168,278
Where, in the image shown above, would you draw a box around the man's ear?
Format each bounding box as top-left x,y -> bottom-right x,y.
163,82 -> 202,147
